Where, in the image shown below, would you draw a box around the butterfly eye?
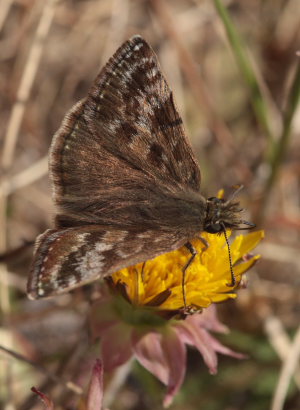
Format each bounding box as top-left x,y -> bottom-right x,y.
205,223 -> 223,234
207,197 -> 223,204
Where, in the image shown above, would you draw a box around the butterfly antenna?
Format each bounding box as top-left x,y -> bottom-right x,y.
221,224 -> 236,287
224,184 -> 244,205
236,219 -> 256,230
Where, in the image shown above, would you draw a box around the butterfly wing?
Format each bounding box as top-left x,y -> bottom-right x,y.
50,35 -> 201,227
28,226 -> 186,299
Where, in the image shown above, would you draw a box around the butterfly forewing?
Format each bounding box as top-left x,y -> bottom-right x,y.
86,36 -> 200,188
50,35 -> 201,222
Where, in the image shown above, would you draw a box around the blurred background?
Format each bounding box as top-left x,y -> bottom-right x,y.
0,0 -> 300,409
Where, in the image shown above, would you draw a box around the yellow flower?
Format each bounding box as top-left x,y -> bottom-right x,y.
91,229 -> 263,406
111,230 -> 264,311
92,230 -> 263,406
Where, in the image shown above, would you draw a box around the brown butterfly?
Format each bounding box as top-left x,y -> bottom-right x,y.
28,35 -> 253,301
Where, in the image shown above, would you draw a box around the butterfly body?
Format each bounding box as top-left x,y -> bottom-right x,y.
28,35 -> 247,300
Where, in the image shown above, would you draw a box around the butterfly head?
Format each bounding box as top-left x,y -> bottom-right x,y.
204,196 -> 255,234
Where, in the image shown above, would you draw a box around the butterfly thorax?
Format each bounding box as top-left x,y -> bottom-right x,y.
204,197 -> 243,234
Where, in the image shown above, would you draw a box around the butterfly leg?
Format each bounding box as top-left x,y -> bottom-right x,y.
195,235 -> 209,251
194,235 -> 210,268
141,261 -> 146,282
182,242 -> 197,309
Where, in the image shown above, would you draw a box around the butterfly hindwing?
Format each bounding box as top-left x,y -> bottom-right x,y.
28,226 -> 186,299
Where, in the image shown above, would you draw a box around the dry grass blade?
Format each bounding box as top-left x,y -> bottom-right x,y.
0,0 -> 13,32
149,0 -> 235,151
264,315 -> 300,388
0,344 -> 83,395
271,325 -> 300,410
0,156 -> 48,196
2,0 -> 58,170
101,0 -> 129,63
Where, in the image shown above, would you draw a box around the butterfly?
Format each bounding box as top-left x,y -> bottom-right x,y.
28,35 -> 253,300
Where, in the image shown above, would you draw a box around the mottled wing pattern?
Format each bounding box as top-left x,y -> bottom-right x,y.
50,35 -> 201,226
28,226 -> 186,299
